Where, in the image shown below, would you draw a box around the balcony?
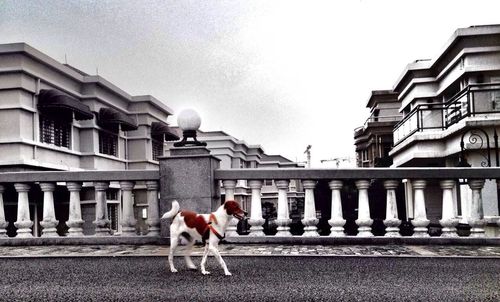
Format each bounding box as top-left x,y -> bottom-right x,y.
394,83 -> 500,145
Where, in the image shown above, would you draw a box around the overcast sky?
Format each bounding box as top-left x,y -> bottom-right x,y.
1,0 -> 499,167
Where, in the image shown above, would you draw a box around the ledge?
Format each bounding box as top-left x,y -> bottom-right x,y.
0,236 -> 168,246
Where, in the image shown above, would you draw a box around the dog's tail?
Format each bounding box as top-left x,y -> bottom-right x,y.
162,200 -> 180,219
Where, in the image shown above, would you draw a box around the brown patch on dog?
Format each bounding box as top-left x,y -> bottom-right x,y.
180,211 -> 208,236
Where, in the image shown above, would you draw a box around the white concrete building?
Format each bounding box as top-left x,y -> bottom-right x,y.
388,25 -> 500,234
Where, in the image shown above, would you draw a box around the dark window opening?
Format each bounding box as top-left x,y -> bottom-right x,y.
99,131 -> 118,156
152,138 -> 163,161
39,114 -> 71,148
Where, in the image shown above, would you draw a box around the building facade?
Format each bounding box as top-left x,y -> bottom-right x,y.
0,43 -> 179,236
355,25 -> 500,235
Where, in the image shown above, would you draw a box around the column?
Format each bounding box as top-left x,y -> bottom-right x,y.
14,183 -> 33,238
39,183 -> 59,237
0,185 -> 8,237
120,181 -> 136,236
439,180 -> 459,237
247,180 -> 265,236
66,182 -> 84,237
302,180 -> 319,237
328,180 -> 345,237
222,180 -> 238,237
383,180 -> 401,237
411,180 -> 430,237
355,180 -> 373,237
275,179 -> 292,236
145,181 -> 160,237
468,179 -> 486,237
93,182 -> 111,236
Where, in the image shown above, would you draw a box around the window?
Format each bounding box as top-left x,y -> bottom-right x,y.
99,131 -> 118,156
107,203 -> 119,233
39,115 -> 71,148
152,137 -> 163,161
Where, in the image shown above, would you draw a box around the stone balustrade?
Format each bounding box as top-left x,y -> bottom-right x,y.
217,167 -> 500,238
0,170 -> 159,239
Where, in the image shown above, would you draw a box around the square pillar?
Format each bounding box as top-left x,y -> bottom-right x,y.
159,146 -> 221,237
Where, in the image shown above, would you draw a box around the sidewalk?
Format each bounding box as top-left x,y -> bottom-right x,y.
1,244 -> 500,258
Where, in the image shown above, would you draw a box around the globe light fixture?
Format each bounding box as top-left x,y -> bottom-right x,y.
174,109 -> 207,147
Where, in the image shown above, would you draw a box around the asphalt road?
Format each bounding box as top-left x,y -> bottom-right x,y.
0,256 -> 498,301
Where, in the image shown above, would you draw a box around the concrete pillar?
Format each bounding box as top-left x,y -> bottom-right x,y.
120,181 -> 136,236
145,181 -> 160,237
222,180 -> 238,237
39,183 -> 59,237
0,185 -> 8,237
328,180 -> 345,237
468,179 -> 486,237
248,180 -> 265,236
355,180 -> 373,237
275,179 -> 292,236
439,180 -> 459,237
14,183 -> 33,238
302,180 -> 319,237
159,147 -> 220,237
93,182 -> 111,236
66,182 -> 84,237
383,180 -> 401,237
411,180 -> 430,237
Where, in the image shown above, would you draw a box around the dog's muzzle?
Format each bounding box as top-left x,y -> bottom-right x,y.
233,211 -> 247,220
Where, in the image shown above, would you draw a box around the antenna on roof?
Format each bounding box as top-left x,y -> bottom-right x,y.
96,66 -> 99,75
64,54 -> 68,64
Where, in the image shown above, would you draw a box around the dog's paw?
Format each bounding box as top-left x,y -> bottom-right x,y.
224,271 -> 232,276
201,271 -> 211,275
187,265 -> 197,270
170,268 -> 178,273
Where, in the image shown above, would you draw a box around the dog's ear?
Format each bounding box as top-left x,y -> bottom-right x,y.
223,200 -> 241,215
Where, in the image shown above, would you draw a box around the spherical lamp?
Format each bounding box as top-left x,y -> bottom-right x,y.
173,109 -> 207,147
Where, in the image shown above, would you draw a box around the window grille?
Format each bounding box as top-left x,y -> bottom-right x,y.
107,203 -> 119,232
39,115 -> 71,148
152,138 -> 163,161
99,131 -> 118,156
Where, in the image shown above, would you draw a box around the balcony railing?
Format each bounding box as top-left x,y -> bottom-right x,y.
216,167 -> 500,239
394,83 -> 500,145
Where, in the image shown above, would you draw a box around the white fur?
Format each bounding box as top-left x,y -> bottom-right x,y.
164,200 -> 239,276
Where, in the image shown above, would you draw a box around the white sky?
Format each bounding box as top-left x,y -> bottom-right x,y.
1,0 -> 499,167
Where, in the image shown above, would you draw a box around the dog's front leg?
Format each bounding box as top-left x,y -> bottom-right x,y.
169,236 -> 178,273
200,243 -> 211,275
208,243 -> 231,276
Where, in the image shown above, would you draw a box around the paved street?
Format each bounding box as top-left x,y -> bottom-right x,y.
0,256 -> 498,301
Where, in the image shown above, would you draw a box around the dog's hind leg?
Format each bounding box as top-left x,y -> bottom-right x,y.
200,243 -> 211,275
184,238 -> 197,270
208,243 -> 232,276
169,235 -> 179,273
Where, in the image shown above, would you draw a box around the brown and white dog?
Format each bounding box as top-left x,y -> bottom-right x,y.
162,200 -> 247,275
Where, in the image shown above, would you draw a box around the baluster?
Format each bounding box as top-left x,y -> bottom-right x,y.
39,183 -> 59,237
355,180 -> 373,237
120,181 -> 136,236
248,180 -> 265,236
146,181 -> 160,237
468,179 -> 486,237
66,182 -> 84,237
383,180 -> 401,237
222,180 -> 238,237
302,180 -> 319,237
411,180 -> 430,237
439,180 -> 459,237
275,179 -> 292,236
0,185 -> 8,237
328,180 -> 345,237
14,183 -> 33,238
93,182 -> 111,236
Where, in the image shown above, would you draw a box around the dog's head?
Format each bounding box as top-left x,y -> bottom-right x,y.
223,200 -> 247,220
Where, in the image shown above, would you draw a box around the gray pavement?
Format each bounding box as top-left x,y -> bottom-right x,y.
1,243 -> 500,258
